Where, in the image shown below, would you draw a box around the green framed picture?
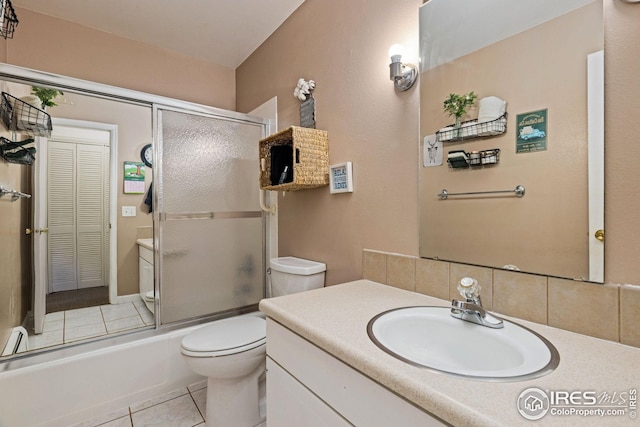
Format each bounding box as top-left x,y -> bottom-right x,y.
516,109 -> 547,153
124,161 -> 145,194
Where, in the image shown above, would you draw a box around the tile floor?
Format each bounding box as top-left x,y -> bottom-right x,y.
71,380 -> 208,427
27,298 -> 154,351
72,380 -> 267,427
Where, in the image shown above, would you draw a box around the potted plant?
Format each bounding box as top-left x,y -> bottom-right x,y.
443,91 -> 477,128
31,86 -> 63,110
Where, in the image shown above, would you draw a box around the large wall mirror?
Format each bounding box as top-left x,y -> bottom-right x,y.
418,0 -> 605,282
0,66 -> 154,359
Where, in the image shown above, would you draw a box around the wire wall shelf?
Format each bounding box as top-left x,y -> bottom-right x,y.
437,114 -> 507,143
0,92 -> 52,137
0,0 -> 18,39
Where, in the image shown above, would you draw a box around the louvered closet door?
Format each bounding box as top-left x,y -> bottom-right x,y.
48,141 -> 77,292
48,141 -> 107,292
76,143 -> 106,289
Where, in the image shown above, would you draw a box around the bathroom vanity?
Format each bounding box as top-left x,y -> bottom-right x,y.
259,280 -> 640,426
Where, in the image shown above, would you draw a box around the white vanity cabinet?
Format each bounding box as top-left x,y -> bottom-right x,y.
266,319 -> 445,427
137,239 -> 154,303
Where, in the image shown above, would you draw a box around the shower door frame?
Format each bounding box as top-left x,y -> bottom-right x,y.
152,104 -> 271,327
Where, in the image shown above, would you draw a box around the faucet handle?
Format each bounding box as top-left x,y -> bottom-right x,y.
457,277 -> 481,301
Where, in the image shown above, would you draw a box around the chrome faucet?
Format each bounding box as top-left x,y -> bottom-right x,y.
451,277 -> 503,329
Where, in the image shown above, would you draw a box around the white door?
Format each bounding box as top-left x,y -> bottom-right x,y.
47,132 -> 110,292
33,122 -> 115,333
48,140 -> 78,292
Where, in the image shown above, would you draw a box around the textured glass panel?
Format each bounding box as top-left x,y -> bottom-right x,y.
160,110 -> 263,213
160,218 -> 263,324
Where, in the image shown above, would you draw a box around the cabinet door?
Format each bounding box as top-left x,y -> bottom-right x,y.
266,358 -> 351,427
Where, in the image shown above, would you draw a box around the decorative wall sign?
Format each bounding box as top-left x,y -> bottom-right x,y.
516,109 -> 547,153
423,134 -> 443,167
329,162 -> 353,193
300,96 -> 316,129
294,78 -> 316,128
123,161 -> 145,194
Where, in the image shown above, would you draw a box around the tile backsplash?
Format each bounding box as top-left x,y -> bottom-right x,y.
362,249 -> 638,349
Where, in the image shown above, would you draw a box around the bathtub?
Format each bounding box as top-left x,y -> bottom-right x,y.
0,323 -> 206,427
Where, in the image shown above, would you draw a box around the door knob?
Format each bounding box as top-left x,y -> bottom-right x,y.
594,229 -> 605,242
26,228 -> 50,234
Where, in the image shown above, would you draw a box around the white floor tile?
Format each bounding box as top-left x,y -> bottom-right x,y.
100,303 -> 138,322
43,318 -> 64,332
139,311 -> 155,326
27,330 -> 63,350
191,388 -> 206,418
105,315 -> 145,334
187,380 -> 207,393
68,408 -> 130,427
64,306 -> 102,320
65,322 -> 107,342
98,416 -> 133,427
131,395 -> 203,427
130,387 -> 188,413
46,311 -> 65,321
65,309 -> 104,328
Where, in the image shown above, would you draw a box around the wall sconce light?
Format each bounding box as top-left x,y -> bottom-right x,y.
388,44 -> 417,91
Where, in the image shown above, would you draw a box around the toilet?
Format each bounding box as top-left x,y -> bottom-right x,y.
180,256 -> 326,427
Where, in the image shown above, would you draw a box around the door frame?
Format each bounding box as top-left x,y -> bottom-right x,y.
587,50 -> 604,282
33,119 -> 118,333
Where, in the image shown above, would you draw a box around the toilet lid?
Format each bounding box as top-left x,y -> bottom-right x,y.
181,316 -> 266,355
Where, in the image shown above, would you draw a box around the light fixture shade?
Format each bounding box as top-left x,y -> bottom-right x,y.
389,61 -> 404,80
388,43 -> 417,91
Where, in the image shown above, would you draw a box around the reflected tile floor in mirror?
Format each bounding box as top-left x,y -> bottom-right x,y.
26,298 -> 154,351
69,380 -> 267,427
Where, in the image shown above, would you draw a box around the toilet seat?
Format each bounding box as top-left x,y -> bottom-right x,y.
143,291 -> 154,302
181,316 -> 266,358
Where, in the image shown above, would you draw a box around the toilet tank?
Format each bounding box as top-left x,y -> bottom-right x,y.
270,257 -> 326,297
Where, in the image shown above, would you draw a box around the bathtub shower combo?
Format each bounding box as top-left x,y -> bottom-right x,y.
0,64 -> 285,427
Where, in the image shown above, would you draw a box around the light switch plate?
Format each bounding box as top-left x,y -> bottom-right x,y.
122,206 -> 136,217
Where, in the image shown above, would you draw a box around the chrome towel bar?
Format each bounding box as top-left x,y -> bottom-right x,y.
0,185 -> 31,201
438,185 -> 525,200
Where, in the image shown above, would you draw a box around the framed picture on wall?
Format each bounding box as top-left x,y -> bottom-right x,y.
329,162 -> 353,194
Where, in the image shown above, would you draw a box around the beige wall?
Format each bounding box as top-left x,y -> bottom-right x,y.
419,3 -> 602,279
236,0 -> 421,285
238,0 -> 640,288
3,7 -> 236,110
0,161 -> 31,345
604,0 -> 640,285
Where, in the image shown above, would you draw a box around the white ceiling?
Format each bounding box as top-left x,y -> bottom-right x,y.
11,0 -> 305,69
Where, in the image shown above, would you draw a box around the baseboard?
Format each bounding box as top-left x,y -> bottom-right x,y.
116,294 -> 142,304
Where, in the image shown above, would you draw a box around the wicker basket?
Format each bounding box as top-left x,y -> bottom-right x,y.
259,126 -> 329,191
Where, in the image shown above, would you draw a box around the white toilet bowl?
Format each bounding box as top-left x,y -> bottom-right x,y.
180,256 -> 326,427
181,316 -> 266,427
142,291 -> 155,314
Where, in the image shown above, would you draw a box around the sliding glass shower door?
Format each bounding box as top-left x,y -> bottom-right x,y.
155,107 -> 266,324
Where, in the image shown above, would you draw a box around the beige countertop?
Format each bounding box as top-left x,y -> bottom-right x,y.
136,238 -> 153,250
259,280 -> 640,426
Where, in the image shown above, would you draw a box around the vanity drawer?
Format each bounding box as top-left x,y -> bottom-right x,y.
139,245 -> 153,264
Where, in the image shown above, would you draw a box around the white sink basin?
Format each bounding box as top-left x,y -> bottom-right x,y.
367,306 -> 559,381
